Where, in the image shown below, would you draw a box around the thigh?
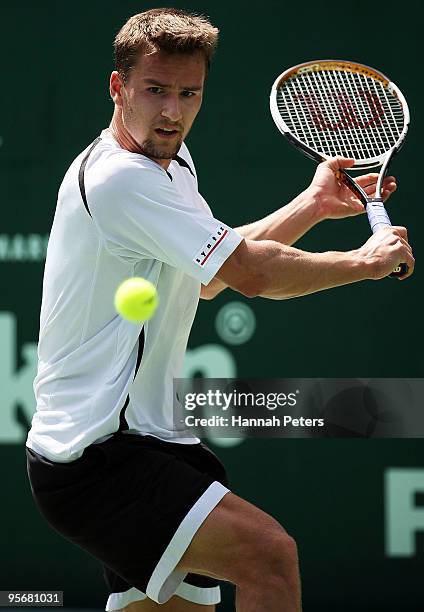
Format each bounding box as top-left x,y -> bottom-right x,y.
124,595 -> 215,612
176,491 -> 291,586
27,437 -> 229,606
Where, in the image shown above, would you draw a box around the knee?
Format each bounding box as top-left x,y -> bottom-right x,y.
265,532 -> 299,577
239,528 -> 299,587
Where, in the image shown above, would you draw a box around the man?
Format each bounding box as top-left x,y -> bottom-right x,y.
25,7 -> 414,612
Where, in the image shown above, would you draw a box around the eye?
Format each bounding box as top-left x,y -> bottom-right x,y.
181,90 -> 196,98
147,87 -> 163,94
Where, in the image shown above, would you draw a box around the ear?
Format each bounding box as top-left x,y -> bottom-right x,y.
110,71 -> 124,107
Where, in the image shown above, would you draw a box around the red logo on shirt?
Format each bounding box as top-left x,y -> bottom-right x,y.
194,226 -> 228,266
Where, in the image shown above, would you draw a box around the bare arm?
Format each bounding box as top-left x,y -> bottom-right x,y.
200,157 -> 398,300
201,189 -> 320,300
236,189 -> 321,245
215,228 -> 413,300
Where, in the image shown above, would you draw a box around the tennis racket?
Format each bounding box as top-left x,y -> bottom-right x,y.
270,60 -> 410,277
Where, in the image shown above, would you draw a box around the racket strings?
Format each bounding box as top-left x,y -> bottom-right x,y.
276,69 -> 404,161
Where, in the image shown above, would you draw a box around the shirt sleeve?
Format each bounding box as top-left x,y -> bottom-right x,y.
88,156 -> 243,285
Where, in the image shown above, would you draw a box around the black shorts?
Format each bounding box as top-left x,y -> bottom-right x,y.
26,433 -> 231,609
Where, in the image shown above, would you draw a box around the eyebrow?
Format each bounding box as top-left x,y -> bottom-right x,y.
141,78 -> 203,91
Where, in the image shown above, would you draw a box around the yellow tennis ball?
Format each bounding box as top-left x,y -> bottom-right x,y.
114,277 -> 158,323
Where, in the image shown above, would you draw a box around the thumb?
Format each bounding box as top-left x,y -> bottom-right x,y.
321,156 -> 355,172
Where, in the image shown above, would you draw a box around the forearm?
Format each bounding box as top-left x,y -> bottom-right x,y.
236,188 -> 322,246
201,189 -> 322,300
218,239 -> 371,300
263,246 -> 367,299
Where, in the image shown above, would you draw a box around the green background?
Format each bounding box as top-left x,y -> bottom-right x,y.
1,0 -> 422,610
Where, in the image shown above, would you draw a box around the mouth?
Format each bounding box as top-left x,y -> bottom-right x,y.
154,128 -> 180,139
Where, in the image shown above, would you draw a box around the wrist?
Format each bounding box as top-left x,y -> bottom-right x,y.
301,186 -> 327,223
349,248 -> 378,280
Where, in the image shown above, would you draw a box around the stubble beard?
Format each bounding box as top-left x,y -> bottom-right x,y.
140,137 -> 183,160
122,101 -> 184,160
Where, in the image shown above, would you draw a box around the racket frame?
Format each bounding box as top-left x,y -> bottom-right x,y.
270,59 -> 410,173
269,59 -> 410,277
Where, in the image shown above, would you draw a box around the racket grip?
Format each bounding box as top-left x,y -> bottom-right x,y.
366,200 -> 408,278
366,200 -> 392,233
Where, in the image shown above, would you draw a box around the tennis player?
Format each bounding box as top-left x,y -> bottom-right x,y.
25,8 -> 414,612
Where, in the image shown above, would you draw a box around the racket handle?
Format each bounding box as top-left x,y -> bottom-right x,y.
366,200 -> 392,233
366,200 -> 408,278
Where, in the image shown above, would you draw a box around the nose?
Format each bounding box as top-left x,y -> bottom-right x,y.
161,93 -> 182,123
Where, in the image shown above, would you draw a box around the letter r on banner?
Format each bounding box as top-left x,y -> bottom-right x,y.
385,468 -> 424,557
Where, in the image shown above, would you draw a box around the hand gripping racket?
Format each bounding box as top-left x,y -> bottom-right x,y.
270,60 -> 410,277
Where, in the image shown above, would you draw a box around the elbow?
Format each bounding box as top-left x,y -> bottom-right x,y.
200,278 -> 227,300
217,239 -> 271,298
200,289 -> 215,300
233,270 -> 268,298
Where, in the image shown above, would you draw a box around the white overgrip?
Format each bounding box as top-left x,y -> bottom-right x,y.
366,200 -> 392,234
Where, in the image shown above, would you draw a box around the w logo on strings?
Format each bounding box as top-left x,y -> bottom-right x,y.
296,91 -> 385,131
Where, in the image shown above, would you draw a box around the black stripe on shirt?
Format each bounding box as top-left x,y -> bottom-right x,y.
117,326 -> 145,432
78,137 -> 102,216
173,155 -> 195,177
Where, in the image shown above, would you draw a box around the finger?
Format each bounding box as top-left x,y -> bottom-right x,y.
322,156 -> 355,172
391,236 -> 414,280
380,232 -> 408,250
355,173 -> 379,187
385,232 -> 410,249
392,226 -> 408,242
362,180 -> 397,198
356,175 -> 397,194
397,253 -> 415,280
350,199 -> 365,213
396,236 -> 413,256
382,178 -> 397,188
362,184 -> 377,197
382,185 -> 397,201
382,178 -> 397,193
378,227 -> 410,248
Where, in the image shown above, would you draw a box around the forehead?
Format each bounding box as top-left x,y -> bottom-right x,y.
131,50 -> 206,87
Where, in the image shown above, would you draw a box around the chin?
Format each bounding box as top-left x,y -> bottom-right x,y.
143,138 -> 183,160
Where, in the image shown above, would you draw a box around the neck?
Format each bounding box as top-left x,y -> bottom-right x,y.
109,111 -> 144,155
109,110 -> 172,170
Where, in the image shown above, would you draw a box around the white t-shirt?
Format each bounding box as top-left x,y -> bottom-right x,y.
26,129 -> 243,462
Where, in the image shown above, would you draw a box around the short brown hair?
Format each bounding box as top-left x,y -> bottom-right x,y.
114,8 -> 219,82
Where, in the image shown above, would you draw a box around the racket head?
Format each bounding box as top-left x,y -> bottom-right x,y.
270,60 -> 410,170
